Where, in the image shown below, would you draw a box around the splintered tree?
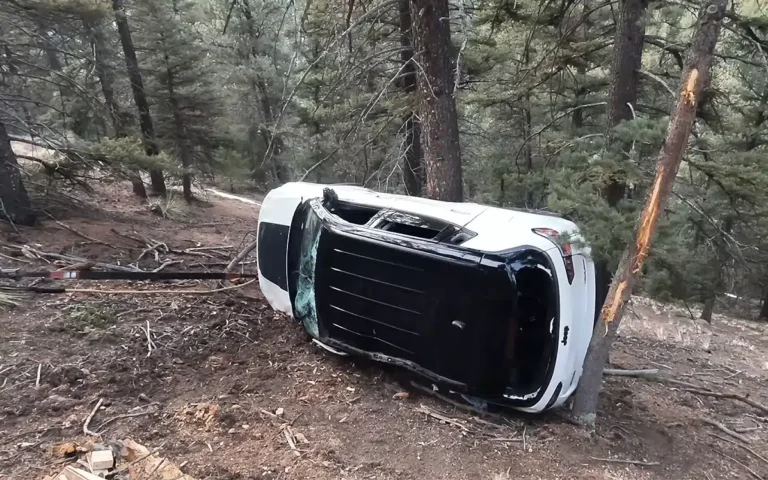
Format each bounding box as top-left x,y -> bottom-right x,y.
571,0 -> 728,426
112,0 -> 166,196
410,0 -> 463,201
0,120 -> 35,226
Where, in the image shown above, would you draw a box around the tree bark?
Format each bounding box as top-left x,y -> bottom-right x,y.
595,0 -> 649,317
112,0 -> 166,196
410,0 -> 463,201
701,297 -> 715,323
759,287 -> 768,321
162,43 -> 193,202
240,0 -> 289,185
400,0 -> 423,196
571,0 -> 727,426
0,120 -> 35,226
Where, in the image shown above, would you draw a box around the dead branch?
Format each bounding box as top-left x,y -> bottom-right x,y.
9,245 -> 139,272
604,369 -> 768,414
153,260 -> 181,272
282,425 -> 300,456
604,368 -> 659,376
44,213 -> 116,249
136,242 -> 167,263
224,238 -> 258,274
110,229 -> 146,246
714,449 -> 762,480
702,418 -> 752,444
83,398 -> 103,436
685,389 -> 768,416
710,433 -> 768,467
96,408 -> 156,433
141,320 -> 156,358
590,457 -> 660,467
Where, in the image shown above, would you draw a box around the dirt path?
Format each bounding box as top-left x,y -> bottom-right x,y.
1,184 -> 766,480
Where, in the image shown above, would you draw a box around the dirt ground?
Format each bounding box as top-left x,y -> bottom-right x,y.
1,181 -> 767,480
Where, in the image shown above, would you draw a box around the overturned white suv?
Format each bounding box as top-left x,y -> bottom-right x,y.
257,182 -> 596,412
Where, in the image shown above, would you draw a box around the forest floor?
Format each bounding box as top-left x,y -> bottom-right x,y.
1,181 -> 767,480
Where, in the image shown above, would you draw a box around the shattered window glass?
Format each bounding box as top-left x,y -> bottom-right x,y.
294,210 -> 323,338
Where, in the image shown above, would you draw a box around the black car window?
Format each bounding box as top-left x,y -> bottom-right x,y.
325,200 -> 381,225
374,210 -> 451,240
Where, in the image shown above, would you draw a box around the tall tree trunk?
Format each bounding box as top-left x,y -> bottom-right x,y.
759,287 -> 768,321
240,0 -> 289,185
595,0 -> 649,317
162,45 -> 193,202
399,0 -> 423,196
83,15 -> 147,198
0,120 -> 35,226
112,0 -> 166,196
410,0 -> 463,201
701,297 -> 715,322
571,0 -> 727,426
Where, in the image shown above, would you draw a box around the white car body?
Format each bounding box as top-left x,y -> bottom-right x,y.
257,182 -> 596,412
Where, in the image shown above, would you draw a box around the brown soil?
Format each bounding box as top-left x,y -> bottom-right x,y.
1,182 -> 767,480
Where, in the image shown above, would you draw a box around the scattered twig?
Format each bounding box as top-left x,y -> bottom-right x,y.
714,449 -> 762,480
35,363 -> 41,388
409,381 -> 502,419
604,368 -> 660,377
142,320 -> 157,358
184,245 -> 234,252
136,242 -> 166,263
702,418 -> 752,444
62,279 -> 256,295
96,408 -> 156,433
710,433 -> 768,467
590,457 -> 660,467
83,398 -> 103,436
153,260 -> 182,272
144,456 -> 167,478
9,245 -> 140,272
282,425 -> 299,455
259,408 -> 279,418
522,425 -> 527,451
415,404 -> 472,434
110,229 -> 146,246
0,252 -> 30,263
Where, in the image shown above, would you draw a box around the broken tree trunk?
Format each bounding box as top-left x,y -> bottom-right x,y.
410,0 -> 463,201
571,0 -> 728,426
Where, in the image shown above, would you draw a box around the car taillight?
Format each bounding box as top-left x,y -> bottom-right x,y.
532,228 -> 574,284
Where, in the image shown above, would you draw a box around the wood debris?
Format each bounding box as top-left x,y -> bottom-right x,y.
118,438 -> 196,480
45,438 -> 194,480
